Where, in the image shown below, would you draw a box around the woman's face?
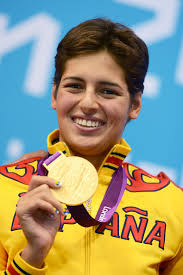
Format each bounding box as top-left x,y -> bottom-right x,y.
52,50 -> 141,157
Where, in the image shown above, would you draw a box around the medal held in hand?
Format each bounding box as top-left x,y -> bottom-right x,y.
38,151 -> 127,227
42,151 -> 98,206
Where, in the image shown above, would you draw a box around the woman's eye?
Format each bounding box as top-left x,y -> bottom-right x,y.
67,83 -> 82,89
101,89 -> 118,96
64,83 -> 83,92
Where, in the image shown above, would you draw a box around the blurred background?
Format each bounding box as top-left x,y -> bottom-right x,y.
0,0 -> 183,186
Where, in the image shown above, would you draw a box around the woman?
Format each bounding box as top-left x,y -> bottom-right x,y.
0,18 -> 182,275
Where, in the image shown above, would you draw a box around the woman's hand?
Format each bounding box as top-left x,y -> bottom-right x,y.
16,175 -> 64,268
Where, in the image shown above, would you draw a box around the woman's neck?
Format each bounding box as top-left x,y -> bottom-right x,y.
68,149 -> 109,171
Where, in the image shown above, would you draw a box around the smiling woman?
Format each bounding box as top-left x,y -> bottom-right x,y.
0,18 -> 183,275
51,51 -> 141,168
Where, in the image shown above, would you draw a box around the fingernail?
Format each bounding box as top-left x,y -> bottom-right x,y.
53,207 -> 59,214
55,181 -> 62,187
55,209 -> 59,214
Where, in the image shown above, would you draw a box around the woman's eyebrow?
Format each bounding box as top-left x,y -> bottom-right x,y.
62,76 -> 83,82
98,81 -> 122,89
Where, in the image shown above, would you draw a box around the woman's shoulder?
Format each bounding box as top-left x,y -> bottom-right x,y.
123,161 -> 183,195
0,155 -> 43,186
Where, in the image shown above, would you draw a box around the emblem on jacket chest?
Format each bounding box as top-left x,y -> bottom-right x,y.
95,206 -> 166,250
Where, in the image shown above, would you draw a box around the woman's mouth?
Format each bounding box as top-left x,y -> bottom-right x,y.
72,118 -> 104,128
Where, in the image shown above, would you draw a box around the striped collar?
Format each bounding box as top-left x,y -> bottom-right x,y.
47,129 -> 131,181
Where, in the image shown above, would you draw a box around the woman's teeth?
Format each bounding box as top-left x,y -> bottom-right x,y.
74,118 -> 102,127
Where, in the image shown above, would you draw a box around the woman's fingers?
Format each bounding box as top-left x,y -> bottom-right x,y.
17,196 -> 64,218
28,175 -> 62,191
19,182 -> 64,216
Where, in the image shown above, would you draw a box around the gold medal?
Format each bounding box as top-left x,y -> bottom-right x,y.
43,151 -> 98,206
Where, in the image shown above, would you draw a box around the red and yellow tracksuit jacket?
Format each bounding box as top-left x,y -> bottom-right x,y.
0,129 -> 183,275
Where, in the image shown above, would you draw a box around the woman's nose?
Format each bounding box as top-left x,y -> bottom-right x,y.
79,88 -> 98,114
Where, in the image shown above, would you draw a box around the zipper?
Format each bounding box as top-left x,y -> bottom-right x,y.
85,228 -> 91,275
85,199 -> 92,275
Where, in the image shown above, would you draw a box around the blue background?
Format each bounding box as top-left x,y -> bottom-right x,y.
1,0 -> 183,186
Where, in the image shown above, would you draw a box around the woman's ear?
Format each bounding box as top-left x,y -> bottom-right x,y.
51,84 -> 57,110
128,92 -> 142,120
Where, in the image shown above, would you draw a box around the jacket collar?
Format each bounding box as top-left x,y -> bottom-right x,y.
47,129 -> 131,183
